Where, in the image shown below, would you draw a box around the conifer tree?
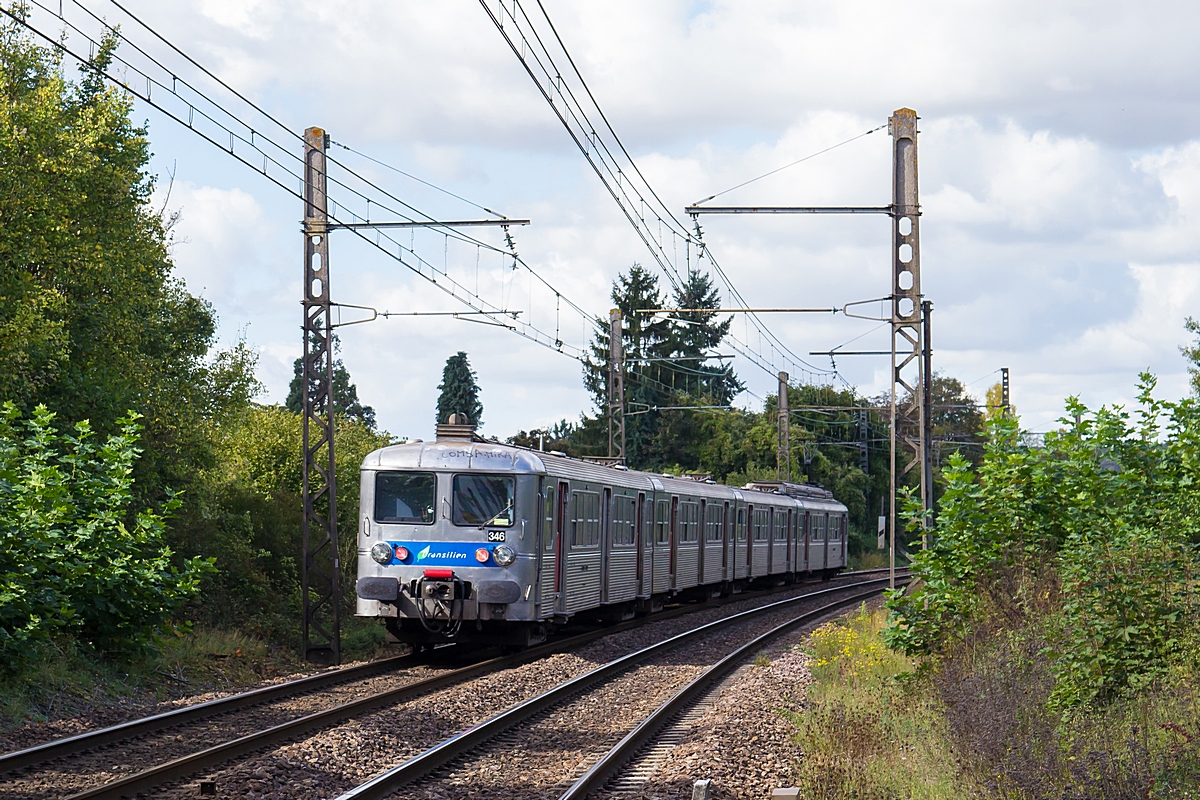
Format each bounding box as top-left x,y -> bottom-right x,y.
666,269 -> 744,404
286,335 -> 376,431
436,352 -> 483,426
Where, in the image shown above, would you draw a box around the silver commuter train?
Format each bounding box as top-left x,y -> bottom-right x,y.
355,425 -> 848,648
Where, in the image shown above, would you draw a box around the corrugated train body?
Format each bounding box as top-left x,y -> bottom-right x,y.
354,435 -> 848,649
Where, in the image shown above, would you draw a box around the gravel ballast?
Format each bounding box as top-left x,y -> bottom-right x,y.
151,583 -> 881,800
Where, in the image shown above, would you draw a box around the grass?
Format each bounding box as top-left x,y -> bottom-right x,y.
849,550 -> 890,570
786,603 -> 1200,800
786,603 -> 977,800
0,615 -> 395,730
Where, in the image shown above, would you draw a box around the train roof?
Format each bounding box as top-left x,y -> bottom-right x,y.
362,438 -> 845,511
362,439 -> 547,474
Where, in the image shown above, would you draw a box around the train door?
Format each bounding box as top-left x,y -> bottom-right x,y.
697,500 -> 706,588
766,508 -> 774,574
739,506 -> 748,575
669,496 -> 679,590
721,501 -> 731,580
818,512 -> 827,570
653,497 -> 670,593
635,492 -> 646,596
842,514 -> 848,565
786,509 -> 793,573
536,479 -> 550,610
734,504 -> 747,579
600,487 -> 612,603
803,511 -> 810,573
554,481 -> 569,612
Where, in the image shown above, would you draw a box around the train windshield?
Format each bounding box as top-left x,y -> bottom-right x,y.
453,474 -> 515,527
375,472 -> 436,524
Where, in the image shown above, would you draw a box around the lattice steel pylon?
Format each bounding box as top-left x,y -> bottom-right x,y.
607,309 -> 626,464
888,108 -> 929,585
301,126 -> 340,665
1001,366 -> 1011,416
777,371 -> 790,481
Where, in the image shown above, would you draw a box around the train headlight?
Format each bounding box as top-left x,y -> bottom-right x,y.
370,542 -> 393,565
492,545 -> 516,567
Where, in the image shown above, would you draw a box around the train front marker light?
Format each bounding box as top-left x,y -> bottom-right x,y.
394,545 -> 410,561
475,548 -> 490,564
370,542 -> 393,565
492,544 -> 516,566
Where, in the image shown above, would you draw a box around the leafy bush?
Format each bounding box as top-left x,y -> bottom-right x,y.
886,374 -> 1200,708
0,403 -> 213,667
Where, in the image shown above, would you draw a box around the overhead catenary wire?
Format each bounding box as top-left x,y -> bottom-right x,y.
83,0 -> 599,340
50,0 -> 838,396
478,0 -> 837,390
329,139 -> 505,220
690,124 -> 888,207
9,1 -> 600,360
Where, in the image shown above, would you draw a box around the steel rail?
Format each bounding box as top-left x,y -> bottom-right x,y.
332,576 -> 904,800
0,651 -> 425,774
7,569 -> 898,798
3,567 -> 897,778
559,583 -> 906,799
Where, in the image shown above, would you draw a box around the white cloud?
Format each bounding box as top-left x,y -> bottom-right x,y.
102,0 -> 1200,439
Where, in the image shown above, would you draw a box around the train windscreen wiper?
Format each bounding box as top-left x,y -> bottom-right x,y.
477,500 -> 513,529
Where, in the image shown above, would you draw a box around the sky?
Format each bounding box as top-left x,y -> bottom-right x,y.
29,0 -> 1200,440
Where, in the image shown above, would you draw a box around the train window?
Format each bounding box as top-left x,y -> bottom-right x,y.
831,516 -> 843,540
736,507 -> 746,541
543,487 -> 555,551
773,511 -> 787,542
704,504 -> 724,542
570,491 -> 601,548
679,502 -> 700,543
813,514 -> 826,542
612,496 -> 637,546
374,472 -> 436,524
655,500 -> 671,544
452,474 -> 515,527
753,508 -> 769,541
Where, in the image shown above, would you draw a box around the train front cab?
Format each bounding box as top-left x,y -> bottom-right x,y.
356,442 -> 546,648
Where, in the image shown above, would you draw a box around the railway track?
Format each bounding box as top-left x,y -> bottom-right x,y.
331,576 -> 903,800
0,569 -> 903,800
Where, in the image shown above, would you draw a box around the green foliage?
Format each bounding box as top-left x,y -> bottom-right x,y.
886,374 -> 1200,707
0,19 -> 259,515
436,351 -> 483,426
984,380 -> 1014,422
0,403 -> 213,668
178,404 -> 392,633
1183,316 -> 1200,397
582,264 -> 742,463
285,335 -> 377,431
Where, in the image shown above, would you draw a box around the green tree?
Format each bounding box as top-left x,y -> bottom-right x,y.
582,264 -> 742,468
886,375 -> 1200,707
0,404 -> 213,667
184,404 -> 390,633
984,380 -> 1014,421
285,336 -> 377,431
0,21 -> 257,509
583,264 -> 672,463
1183,317 -> 1200,396
930,373 -> 985,468
664,269 -> 743,404
436,352 -> 483,426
